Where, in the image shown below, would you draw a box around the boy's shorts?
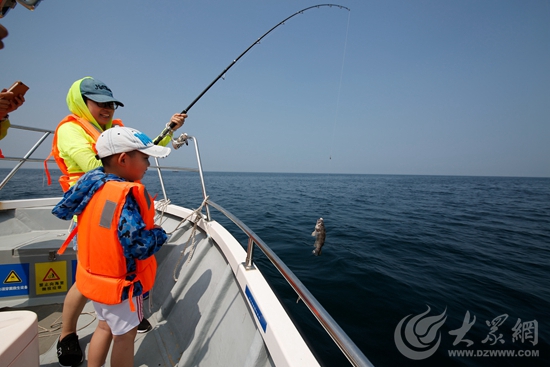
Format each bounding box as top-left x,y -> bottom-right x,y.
92,296 -> 144,336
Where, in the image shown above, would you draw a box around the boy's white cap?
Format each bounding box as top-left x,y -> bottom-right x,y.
96,126 -> 171,159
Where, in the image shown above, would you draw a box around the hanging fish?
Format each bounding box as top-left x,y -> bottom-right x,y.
311,218 -> 326,256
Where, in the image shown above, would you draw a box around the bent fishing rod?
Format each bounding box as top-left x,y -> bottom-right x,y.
154,3 -> 350,145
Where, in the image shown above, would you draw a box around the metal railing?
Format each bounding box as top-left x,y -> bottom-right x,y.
0,124 -> 53,191
0,124 -> 374,367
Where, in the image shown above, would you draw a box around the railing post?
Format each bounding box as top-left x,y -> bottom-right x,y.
154,157 -> 168,201
245,237 -> 255,270
189,136 -> 211,221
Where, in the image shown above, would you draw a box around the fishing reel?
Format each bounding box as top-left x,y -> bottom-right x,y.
172,132 -> 189,150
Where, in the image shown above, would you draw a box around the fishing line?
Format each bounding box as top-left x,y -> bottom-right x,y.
327,9 -> 351,168
321,6 -> 350,200
154,4 -> 351,144
317,11 -> 350,238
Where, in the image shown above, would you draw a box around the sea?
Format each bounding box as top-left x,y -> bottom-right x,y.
1,168 -> 549,367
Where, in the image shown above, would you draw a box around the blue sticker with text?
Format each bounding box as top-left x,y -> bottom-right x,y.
245,285 -> 267,332
0,263 -> 30,297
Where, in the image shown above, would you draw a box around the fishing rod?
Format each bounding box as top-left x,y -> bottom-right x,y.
154,3 -> 350,144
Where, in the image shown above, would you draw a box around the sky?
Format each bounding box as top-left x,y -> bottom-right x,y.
0,0 -> 548,177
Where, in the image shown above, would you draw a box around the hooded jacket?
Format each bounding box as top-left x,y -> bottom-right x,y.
52,167 -> 167,304
48,77 -> 172,191
53,77 -> 122,189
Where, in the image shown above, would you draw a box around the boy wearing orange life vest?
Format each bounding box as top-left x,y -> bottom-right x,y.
52,126 -> 171,367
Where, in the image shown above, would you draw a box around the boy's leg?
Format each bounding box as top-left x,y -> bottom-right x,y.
110,326 -> 138,367
60,283 -> 88,339
87,320 -> 112,367
57,283 -> 87,366
91,296 -> 142,367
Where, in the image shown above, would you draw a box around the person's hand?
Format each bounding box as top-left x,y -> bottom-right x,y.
0,91 -> 13,119
169,113 -> 187,132
0,90 -> 25,119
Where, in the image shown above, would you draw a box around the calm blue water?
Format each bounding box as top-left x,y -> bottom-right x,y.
1,169 -> 549,366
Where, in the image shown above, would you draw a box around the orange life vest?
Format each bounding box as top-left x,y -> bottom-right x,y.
45,114 -> 123,192
75,180 -> 157,311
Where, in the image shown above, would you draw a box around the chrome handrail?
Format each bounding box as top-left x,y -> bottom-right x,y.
9,123 -> 53,133
161,134 -> 211,221
0,124 -> 53,191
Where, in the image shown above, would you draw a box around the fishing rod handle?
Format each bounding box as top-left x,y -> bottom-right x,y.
153,122 -> 175,145
153,109 -> 189,145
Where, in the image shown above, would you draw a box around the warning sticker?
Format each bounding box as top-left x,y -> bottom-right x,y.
0,263 -> 30,298
43,268 -> 61,281
5,270 -> 22,283
35,261 -> 67,295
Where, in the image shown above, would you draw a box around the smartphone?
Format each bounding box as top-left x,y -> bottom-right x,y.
6,81 -> 29,97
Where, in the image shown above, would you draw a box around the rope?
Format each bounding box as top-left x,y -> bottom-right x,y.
37,312 -> 62,337
37,311 -> 97,338
154,198 -> 172,226
154,196 -> 210,282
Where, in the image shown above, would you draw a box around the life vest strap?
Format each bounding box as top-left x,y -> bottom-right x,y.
58,224 -> 78,255
43,154 -> 53,186
128,283 -> 136,312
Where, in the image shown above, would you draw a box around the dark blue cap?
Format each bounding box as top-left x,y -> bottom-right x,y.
80,77 -> 124,107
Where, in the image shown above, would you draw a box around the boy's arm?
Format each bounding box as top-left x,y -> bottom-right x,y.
118,193 -> 167,260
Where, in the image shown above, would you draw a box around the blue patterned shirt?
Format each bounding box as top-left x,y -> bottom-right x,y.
52,167 -> 167,300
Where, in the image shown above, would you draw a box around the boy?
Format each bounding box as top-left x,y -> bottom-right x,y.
52,126 -> 170,367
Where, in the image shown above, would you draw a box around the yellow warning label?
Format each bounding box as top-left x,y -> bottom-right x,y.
43,268 -> 61,281
35,261 -> 67,295
4,270 -> 22,284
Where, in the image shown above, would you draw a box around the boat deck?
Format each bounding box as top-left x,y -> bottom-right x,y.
0,200 -> 318,366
